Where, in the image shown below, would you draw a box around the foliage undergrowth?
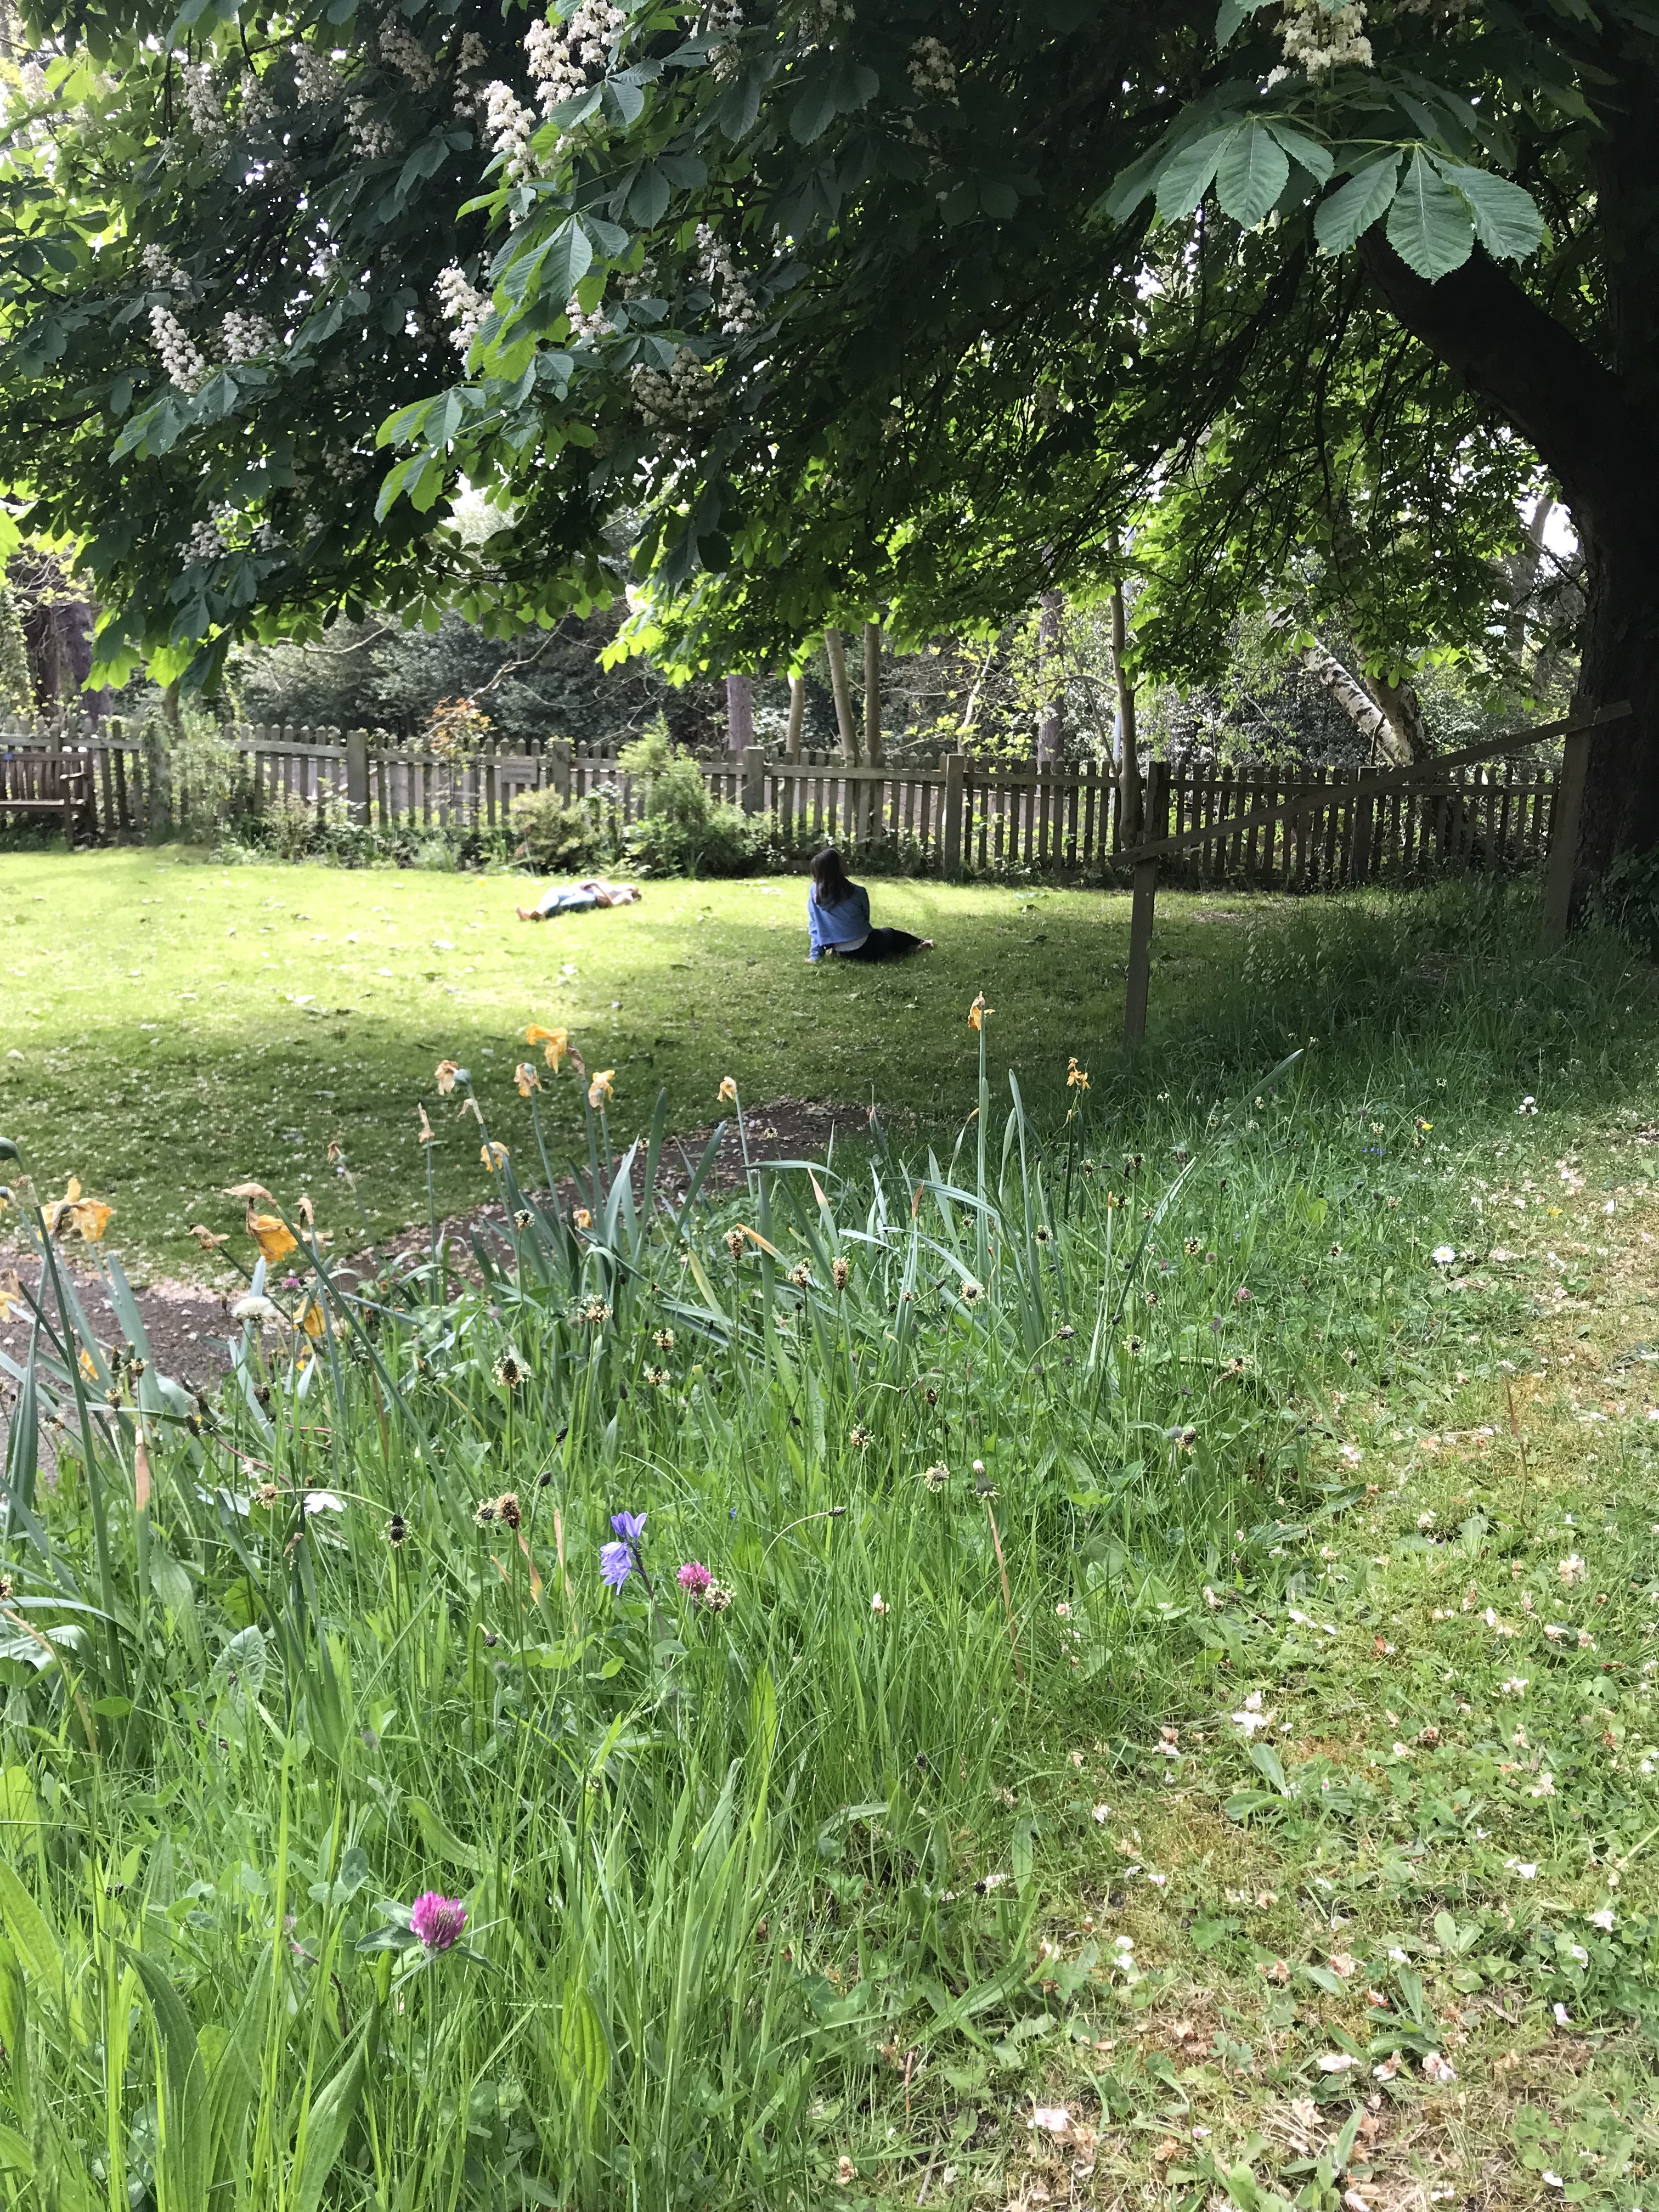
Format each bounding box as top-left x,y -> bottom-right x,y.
1,886 -> 1657,2208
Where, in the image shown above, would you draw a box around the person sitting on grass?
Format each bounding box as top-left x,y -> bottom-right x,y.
516,878 -> 642,922
806,847 -> 933,964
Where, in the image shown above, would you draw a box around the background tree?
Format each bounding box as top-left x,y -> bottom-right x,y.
1,0 -> 1649,899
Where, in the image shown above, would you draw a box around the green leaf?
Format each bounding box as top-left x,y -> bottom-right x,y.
1216,123 -> 1289,227
556,1977 -> 608,2125
626,165 -> 672,227
602,76 -> 645,127
1102,140 -> 1167,221
289,2032 -> 368,2212
1433,160 -> 1543,262
1262,120 -> 1333,185
0,1859 -> 63,1994
408,1796 -> 481,1873
1313,153 -> 1402,255
1216,0 -> 1276,47
123,1949 -> 211,2212
1386,148 -> 1473,278
789,55 -> 878,144
1154,129 -> 1232,221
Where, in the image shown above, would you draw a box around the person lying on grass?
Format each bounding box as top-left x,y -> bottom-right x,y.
516,878 -> 642,922
806,847 -> 933,964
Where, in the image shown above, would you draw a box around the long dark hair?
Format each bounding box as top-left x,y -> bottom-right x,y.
810,847 -> 854,909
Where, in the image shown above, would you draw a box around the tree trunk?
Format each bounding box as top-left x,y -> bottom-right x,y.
1293,642 -> 1413,765
862,620 -> 884,767
725,672 -> 754,755
1570,535 -> 1659,878
1363,669 -> 1430,761
1036,588 -> 1064,763
1111,579 -> 1142,845
785,674 -> 805,761
1359,210 -> 1659,901
824,626 -> 859,764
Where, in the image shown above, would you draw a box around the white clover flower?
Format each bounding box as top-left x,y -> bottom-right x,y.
1558,1553 -> 1585,1585
1589,1908 -> 1615,1931
1420,2051 -> 1456,2084
870,1591 -> 888,1616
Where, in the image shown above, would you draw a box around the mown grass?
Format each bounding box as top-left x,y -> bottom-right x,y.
2,850 -> 1132,1269
0,876 -> 1657,2212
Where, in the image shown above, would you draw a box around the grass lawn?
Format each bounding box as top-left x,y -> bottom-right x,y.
3,845 -> 1241,1273
2,857 -> 1659,2208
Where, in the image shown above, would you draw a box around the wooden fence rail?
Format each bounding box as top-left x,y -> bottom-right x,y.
0,714 -> 1561,890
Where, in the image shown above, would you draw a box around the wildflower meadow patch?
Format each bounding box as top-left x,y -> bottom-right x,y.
2,873 -> 1658,2207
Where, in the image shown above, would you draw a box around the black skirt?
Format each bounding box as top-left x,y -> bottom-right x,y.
837,927 -> 927,963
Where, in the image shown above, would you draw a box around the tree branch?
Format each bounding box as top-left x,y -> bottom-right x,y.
1357,235 -> 1651,540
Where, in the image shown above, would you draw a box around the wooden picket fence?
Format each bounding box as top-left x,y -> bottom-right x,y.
0,713 -> 1561,889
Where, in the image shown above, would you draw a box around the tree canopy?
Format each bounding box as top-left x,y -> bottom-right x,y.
0,0 -> 1654,870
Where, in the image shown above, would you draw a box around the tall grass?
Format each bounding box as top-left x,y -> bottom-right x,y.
0,885 -> 1652,2210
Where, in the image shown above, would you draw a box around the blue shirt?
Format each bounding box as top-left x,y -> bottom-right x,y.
807,881 -> 870,960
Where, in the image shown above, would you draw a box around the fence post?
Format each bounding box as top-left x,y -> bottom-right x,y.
1541,731 -> 1589,947
1122,758 -> 1167,1047
550,738 -> 572,801
345,727 -> 369,825
1348,764 -> 1373,884
741,743 -> 764,817
943,751 -> 964,876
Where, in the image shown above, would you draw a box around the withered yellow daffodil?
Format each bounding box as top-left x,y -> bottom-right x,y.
588,1069 -> 614,1110
44,1177 -> 114,1242
435,1059 -> 462,1095
719,1076 -> 739,1104
968,994 -> 992,1031
481,1140 -> 510,1171
417,1105 -> 436,1145
514,1062 -> 540,1096
525,1023 -> 568,1072
246,1205 -> 297,1264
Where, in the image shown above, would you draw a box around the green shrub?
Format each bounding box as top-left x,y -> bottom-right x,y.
617,719 -> 768,876
510,783 -> 611,872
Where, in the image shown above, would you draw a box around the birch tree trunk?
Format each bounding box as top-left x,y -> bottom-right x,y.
1293,644 -> 1414,766
824,627 -> 860,764
862,620 -> 884,766
1036,588 -> 1064,763
1111,580 -> 1142,846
